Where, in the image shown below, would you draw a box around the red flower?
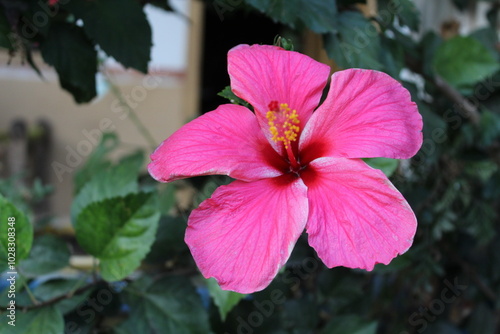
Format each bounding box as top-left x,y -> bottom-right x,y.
149,44 -> 423,293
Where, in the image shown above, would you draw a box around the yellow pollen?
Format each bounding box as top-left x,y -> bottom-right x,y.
266,102 -> 300,149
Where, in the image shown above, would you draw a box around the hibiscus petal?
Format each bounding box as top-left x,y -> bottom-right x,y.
228,44 -> 330,137
302,157 -> 417,270
148,104 -> 287,183
300,69 -> 423,162
185,175 -> 308,293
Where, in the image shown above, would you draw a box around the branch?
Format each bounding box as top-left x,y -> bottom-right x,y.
404,55 -> 481,125
434,75 -> 481,125
1,280 -> 103,312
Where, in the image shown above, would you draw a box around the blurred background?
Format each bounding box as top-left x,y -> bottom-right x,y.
1,0 -> 500,333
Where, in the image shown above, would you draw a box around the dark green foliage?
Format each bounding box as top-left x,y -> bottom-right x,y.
40,22 -> 98,103
116,276 -> 213,334
1,1 -> 500,333
246,0 -> 337,33
63,0 -> 152,73
323,11 -> 383,70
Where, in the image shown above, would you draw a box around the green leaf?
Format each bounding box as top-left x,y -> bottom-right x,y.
116,276 -> 212,334
433,36 -> 500,89
324,11 -> 383,70
40,22 -> 97,103
32,278 -> 92,314
0,194 -> 33,264
194,176 -> 232,207
74,132 -> 119,194
320,315 -> 378,334
478,110 -> 500,147
71,150 -> 144,224
379,35 -> 405,78
75,192 -> 160,281
65,0 -> 152,73
373,252 -> 412,273
158,184 -> 176,215
207,278 -> 246,321
398,0 -> 420,30
470,27 -> 500,60
18,235 -> 70,277
282,297 -> 319,332
0,11 -> 13,50
148,0 -> 175,11
245,0 -> 337,33
404,81 -> 445,165
217,86 -> 250,107
421,31 -> 443,78
145,215 -> 188,263
363,158 -> 399,177
379,0 -> 420,31
0,306 -> 64,333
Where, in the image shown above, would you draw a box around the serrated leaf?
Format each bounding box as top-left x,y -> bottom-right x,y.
0,306 -> 64,333
207,278 -> 245,321
40,21 -> 97,103
71,150 -> 144,224
75,192 -> 160,281
363,158 -> 399,177
246,0 -> 337,33
18,235 -> 70,277
0,194 -> 33,264
74,132 -> 119,194
324,11 -> 383,70
116,276 -> 212,334
433,36 -> 500,89
65,0 -> 152,73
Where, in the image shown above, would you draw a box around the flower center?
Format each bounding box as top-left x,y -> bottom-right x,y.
266,101 -> 300,150
266,101 -> 301,170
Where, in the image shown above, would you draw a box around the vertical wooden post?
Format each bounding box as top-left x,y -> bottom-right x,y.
183,0 -> 205,121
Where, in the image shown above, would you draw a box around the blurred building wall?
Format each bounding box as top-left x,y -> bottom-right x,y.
0,0 -> 203,229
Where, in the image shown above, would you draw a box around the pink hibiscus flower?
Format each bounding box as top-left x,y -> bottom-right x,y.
148,44 -> 423,293
49,0 -> 58,5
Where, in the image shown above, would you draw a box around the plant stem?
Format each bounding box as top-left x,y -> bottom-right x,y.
22,279 -> 39,305
104,71 -> 158,149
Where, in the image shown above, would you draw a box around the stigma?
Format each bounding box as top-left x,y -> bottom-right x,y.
266,101 -> 300,149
